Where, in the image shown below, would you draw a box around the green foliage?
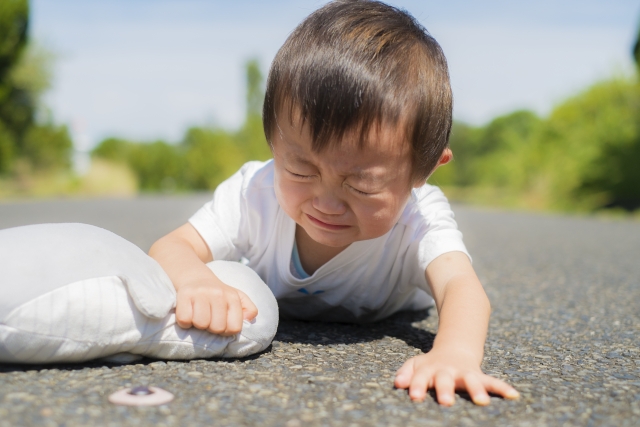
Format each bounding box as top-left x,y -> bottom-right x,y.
235,114 -> 273,162
0,120 -> 15,172
127,141 -> 185,192
470,110 -> 542,191
432,77 -> 640,211
93,59 -> 273,192
0,0 -> 28,82
237,58 -> 272,162
21,122 -> 72,170
0,0 -> 31,147
182,127 -> 244,189
540,78 -> 640,209
93,138 -> 185,191
634,16 -> 640,68
91,137 -> 134,163
0,0 -> 72,176
245,59 -> 263,118
9,42 -> 53,104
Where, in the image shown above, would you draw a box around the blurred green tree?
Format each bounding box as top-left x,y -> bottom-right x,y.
127,141 -> 185,192
0,0 -> 29,172
0,0 -> 72,175
0,120 -> 14,172
538,78 -> 640,210
246,58 -> 263,118
21,121 -> 72,169
634,16 -> 640,68
430,111 -> 541,190
91,137 -> 134,163
182,127 -> 244,189
236,58 -> 272,161
432,79 -> 640,211
472,110 -> 542,190
94,138 -> 185,191
428,121 -> 478,187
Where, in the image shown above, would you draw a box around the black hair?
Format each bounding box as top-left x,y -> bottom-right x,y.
263,0 -> 452,181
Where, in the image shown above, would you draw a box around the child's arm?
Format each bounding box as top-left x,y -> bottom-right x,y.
149,223 -> 258,336
394,251 -> 519,406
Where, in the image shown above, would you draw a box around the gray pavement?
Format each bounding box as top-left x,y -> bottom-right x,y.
0,196 -> 639,427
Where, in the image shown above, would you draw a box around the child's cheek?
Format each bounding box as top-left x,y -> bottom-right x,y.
275,178 -> 308,217
356,197 -> 405,237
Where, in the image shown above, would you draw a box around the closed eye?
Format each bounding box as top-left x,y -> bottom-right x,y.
287,170 -> 314,179
347,184 -> 371,196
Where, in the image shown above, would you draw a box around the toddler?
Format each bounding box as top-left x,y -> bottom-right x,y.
150,0 -> 519,406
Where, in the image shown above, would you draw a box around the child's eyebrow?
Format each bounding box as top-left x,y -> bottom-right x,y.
289,154 -> 315,166
353,169 -> 387,184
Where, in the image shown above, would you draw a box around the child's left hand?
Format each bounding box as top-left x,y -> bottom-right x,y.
394,347 -> 519,406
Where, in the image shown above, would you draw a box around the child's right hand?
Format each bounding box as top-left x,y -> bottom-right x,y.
149,223 -> 259,337
175,277 -> 259,336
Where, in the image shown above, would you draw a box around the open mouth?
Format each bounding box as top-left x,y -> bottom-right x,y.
306,214 -> 350,230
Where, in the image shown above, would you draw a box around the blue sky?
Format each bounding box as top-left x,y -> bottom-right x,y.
31,0 -> 640,148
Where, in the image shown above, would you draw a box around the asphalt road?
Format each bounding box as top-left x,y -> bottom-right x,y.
0,195 -> 639,427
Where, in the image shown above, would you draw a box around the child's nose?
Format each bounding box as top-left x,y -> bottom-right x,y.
312,191 -> 347,215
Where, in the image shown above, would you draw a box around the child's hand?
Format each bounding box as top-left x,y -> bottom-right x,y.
149,223 -> 259,337
394,347 -> 519,406
175,278 -> 258,336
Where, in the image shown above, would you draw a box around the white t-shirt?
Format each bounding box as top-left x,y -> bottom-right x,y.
189,160 -> 470,323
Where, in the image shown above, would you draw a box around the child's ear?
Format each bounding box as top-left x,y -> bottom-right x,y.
414,148 -> 453,188
437,147 -> 452,167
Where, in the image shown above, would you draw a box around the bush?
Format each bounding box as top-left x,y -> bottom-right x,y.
0,120 -> 15,173
182,127 -> 245,190
128,141 -> 185,191
0,1 -> 73,177
432,77 -> 640,211
21,122 -> 72,170
540,78 -> 640,210
93,138 -> 186,192
92,137 -> 134,163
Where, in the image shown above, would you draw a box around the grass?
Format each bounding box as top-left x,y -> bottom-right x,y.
441,185 -> 640,221
0,159 -> 138,201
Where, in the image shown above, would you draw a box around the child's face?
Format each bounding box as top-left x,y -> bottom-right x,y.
271,113 -> 419,250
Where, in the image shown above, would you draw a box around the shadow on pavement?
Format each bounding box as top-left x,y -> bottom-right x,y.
0,309 -> 437,373
274,308 -> 436,352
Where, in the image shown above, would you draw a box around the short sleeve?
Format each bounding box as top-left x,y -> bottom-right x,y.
409,185 -> 471,273
188,162 -> 259,261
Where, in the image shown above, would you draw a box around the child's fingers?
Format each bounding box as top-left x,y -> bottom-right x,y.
208,298 -> 228,335
407,366 -> 431,401
225,294 -> 244,335
175,295 -> 194,329
394,360 -> 415,389
462,374 -> 490,406
481,375 -> 520,400
434,370 -> 456,406
191,298 -> 213,331
237,289 -> 259,321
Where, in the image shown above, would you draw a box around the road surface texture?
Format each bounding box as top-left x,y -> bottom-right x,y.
0,195 -> 638,427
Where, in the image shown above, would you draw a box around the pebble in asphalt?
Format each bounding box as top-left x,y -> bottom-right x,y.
0,196 -> 639,426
